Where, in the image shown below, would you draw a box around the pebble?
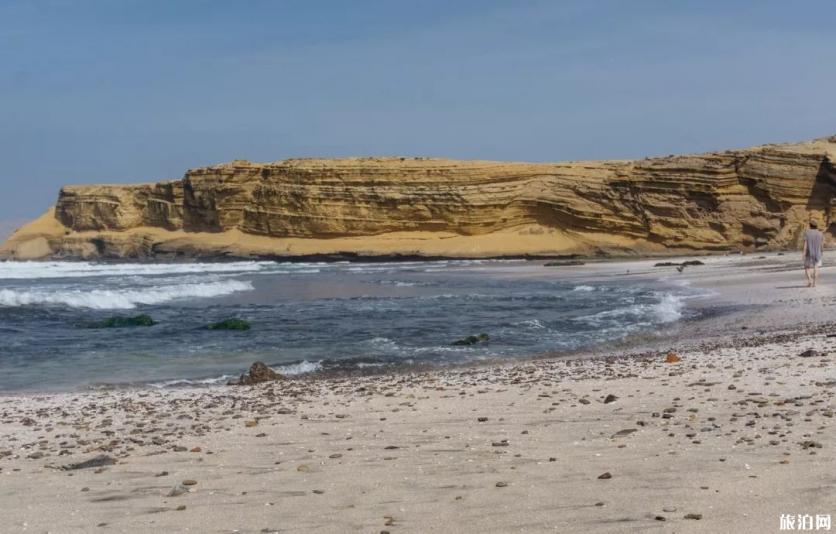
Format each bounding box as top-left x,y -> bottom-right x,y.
597,472 -> 612,480
167,484 -> 189,497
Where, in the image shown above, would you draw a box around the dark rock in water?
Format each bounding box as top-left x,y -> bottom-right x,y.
452,333 -> 490,346
799,349 -> 820,358
207,318 -> 251,331
603,394 -> 618,404
62,455 -> 116,470
97,314 -> 155,328
654,260 -> 704,268
230,361 -> 282,385
544,260 -> 585,267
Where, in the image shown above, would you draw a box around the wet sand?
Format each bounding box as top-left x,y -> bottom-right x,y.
1,254 -> 835,533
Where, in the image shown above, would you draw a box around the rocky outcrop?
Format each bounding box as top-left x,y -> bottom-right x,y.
3,136 -> 836,260
229,362 -> 283,386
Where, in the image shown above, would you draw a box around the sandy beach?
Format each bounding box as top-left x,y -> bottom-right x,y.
1,254 -> 835,533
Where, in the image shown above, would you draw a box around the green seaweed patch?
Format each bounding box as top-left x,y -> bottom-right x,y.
206,318 -> 251,331
97,314 -> 156,328
452,333 -> 490,346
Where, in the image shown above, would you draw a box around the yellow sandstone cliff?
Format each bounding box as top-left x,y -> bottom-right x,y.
3,136 -> 836,260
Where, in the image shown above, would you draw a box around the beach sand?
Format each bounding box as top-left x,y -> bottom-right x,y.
1,255 -> 834,533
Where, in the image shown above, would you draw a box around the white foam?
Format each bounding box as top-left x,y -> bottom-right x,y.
517,319 -> 546,329
276,360 -> 322,375
653,293 -> 684,323
149,375 -> 234,388
573,285 -> 595,292
0,261 -> 273,280
0,280 -> 254,309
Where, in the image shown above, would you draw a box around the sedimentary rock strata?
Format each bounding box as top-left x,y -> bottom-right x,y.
3,136 -> 835,260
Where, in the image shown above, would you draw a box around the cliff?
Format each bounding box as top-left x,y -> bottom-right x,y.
3,136 -> 836,260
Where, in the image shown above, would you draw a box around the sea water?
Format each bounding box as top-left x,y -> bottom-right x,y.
0,260 -> 697,392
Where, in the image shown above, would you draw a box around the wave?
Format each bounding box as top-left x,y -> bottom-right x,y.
0,261 -> 273,280
573,285 -> 595,292
0,280 -> 254,309
574,292 -> 685,326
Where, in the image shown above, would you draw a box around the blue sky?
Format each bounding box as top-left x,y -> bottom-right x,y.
1,0 -> 834,218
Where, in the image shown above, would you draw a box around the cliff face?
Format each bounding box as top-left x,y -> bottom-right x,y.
4,136 -> 836,260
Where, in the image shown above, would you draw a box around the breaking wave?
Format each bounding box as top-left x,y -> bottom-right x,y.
0,280 -> 254,309
0,261 -> 273,280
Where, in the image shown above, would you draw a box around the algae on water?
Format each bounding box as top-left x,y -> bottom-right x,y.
452,333 -> 490,346
207,318 -> 251,331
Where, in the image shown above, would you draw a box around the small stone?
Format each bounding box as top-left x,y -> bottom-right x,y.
799,349 -> 820,358
665,352 -> 681,363
312,489 -> 325,494
61,455 -> 116,471
190,447 -> 202,453
655,516 -> 666,521
495,481 -> 508,487
603,394 -> 618,404
155,471 -> 169,477
684,513 -> 703,520
597,472 -> 612,480
578,398 -> 591,405
167,484 -> 188,497
799,440 -> 822,449
182,479 -> 197,486
176,505 -> 186,511
477,417 -> 488,422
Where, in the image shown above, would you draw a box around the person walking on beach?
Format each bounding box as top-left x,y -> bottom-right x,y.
802,220 -> 824,287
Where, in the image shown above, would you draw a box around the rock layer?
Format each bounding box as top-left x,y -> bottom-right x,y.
4,136 -> 836,260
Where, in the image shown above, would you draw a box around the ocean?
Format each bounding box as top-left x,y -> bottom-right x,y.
0,260 -> 699,392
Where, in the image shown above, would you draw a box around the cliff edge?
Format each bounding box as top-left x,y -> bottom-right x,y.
4,136 -> 836,260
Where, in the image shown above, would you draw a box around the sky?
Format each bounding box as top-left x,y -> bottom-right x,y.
1,0 -> 835,219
